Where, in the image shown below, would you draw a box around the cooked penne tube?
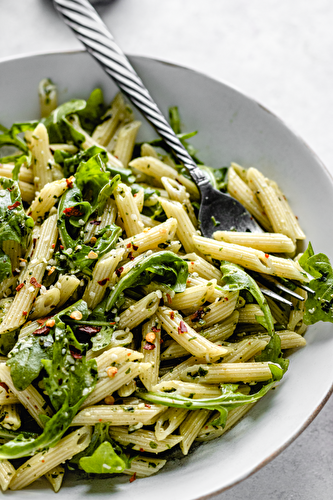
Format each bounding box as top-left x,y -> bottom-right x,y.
0,365 -> 52,428
29,287 -> 60,320
213,231 -> 296,253
92,93 -> 125,146
28,178 -> 69,220
129,156 -> 199,200
114,183 -> 144,237
44,465 -> 65,493
118,218 -> 178,257
193,235 -> 309,281
156,307 -> 228,360
114,120 -> 141,167
9,427 -> 91,490
238,304 -> 266,323
154,407 -> 189,441
180,362 -> 273,383
0,164 -> 33,184
152,380 -> 222,399
179,409 -> 211,455
83,248 -> 125,309
196,403 -> 256,441
0,404 -> 21,431
109,427 -> 183,454
56,274 -> 81,308
38,78 -> 57,118
0,215 -> 58,333
247,167 -> 296,239
168,282 -> 215,314
133,188 -> 144,212
0,459 -> 16,491
30,123 -> 54,191
227,166 -> 273,231
159,197 -> 198,254
161,176 -> 197,227
123,456 -> 167,477
184,291 -> 239,329
139,315 -> 161,390
118,292 -> 161,330
222,337 -> 267,363
71,404 -> 165,426
269,179 -> 305,240
184,253 -> 223,282
81,362 -> 151,409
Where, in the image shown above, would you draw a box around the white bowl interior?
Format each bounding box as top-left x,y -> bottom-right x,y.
1,51 -> 333,499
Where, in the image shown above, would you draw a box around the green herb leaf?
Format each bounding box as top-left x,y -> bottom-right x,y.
79,441 -> 126,474
299,244 -> 333,324
77,88 -> 105,134
43,100 -> 86,144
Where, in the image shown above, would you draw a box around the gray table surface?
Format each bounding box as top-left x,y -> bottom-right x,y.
1,0 -> 333,498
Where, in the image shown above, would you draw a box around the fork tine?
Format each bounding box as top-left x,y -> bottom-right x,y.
253,273 -> 305,302
289,281 -> 315,295
259,286 -> 294,307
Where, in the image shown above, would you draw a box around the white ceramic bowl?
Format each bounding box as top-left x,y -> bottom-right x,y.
1,51 -> 333,499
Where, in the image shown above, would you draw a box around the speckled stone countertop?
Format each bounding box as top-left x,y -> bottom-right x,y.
1,1 -> 333,498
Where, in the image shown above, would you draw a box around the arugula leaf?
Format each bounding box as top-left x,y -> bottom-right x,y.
62,146 -> 107,176
0,249 -> 12,282
255,334 -> 289,377
79,441 -> 126,474
43,99 -> 86,144
0,398 -> 88,460
77,88 -> 105,134
75,154 -> 110,213
0,178 -> 34,248
0,300 -> 98,459
91,326 -> 114,351
104,251 -> 188,312
220,261 -> 275,336
299,244 -> 333,324
7,332 -> 54,391
136,368 -> 281,427
71,423 -> 130,473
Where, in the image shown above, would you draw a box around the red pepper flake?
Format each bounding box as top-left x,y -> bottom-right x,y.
165,293 -> 172,304
7,187 -> 14,192
63,207 -> 84,217
97,278 -> 109,286
191,262 -> 194,265
178,320 -> 188,335
132,244 -> 138,251
265,253 -> 269,258
139,448 -> 145,452
22,311 -> 28,316
66,177 -> 74,189
33,326 -> 51,336
170,311 -> 175,320
77,326 -> 102,335
0,382 -> 9,392
151,326 -> 161,332
99,419 -> 102,422
126,243 -> 132,248
16,283 -> 24,292
109,322 -> 116,325
115,266 -> 124,277
190,309 -> 205,322
52,243 -> 55,248
59,245 -> 64,251
143,342 -> 155,350
7,201 -> 20,210
129,473 -> 137,483
159,338 -> 164,344
69,346 -> 83,359
89,220 -> 101,225
225,297 -> 228,301
30,277 -> 42,288
41,459 -> 45,463
144,404 -> 151,409
128,252 -> 134,261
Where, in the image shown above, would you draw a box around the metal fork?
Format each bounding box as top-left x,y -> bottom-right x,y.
52,0 -> 309,307
52,0 -> 263,238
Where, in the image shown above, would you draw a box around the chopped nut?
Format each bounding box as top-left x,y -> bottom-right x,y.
145,332 -> 156,343
70,310 -> 83,320
45,319 -> 55,328
107,367 -> 118,378
90,236 -> 97,245
48,266 -> 55,276
104,395 -> 115,405
87,250 -> 98,259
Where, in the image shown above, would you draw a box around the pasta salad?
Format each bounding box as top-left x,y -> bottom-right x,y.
0,79 -> 331,492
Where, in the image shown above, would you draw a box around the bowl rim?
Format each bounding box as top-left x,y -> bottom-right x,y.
1,48 -> 333,498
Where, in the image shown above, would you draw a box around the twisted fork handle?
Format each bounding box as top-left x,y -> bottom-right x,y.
53,0 -> 208,188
